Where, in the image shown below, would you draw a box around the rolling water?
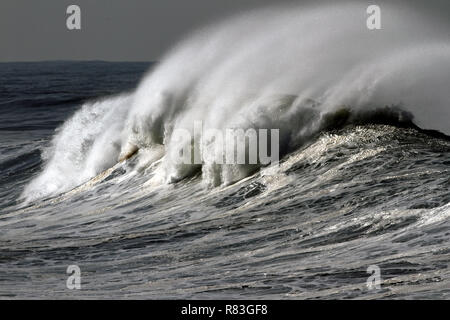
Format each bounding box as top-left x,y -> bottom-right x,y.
0,2 -> 449,299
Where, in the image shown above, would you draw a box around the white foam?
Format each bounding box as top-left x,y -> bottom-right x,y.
23,2 -> 450,201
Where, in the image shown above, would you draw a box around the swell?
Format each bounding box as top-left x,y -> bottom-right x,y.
0,149 -> 41,176
21,2 -> 450,202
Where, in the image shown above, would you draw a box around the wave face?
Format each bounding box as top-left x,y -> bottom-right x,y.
21,2 -> 450,201
1,2 -> 449,299
2,122 -> 450,299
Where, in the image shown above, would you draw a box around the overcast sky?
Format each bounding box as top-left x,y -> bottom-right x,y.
0,0 -> 449,62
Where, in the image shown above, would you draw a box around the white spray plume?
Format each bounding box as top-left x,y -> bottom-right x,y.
23,2 -> 450,201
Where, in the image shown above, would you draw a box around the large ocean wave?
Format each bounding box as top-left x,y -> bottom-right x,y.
22,2 -> 450,202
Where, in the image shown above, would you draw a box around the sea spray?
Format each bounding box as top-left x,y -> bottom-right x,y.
23,2 -> 450,201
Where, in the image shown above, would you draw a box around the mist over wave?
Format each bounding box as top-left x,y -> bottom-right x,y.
23,2 -> 450,202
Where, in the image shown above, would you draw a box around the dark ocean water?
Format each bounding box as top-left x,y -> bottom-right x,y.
0,62 -> 449,299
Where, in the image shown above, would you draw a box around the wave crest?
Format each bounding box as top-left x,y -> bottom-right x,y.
23,2 -> 450,201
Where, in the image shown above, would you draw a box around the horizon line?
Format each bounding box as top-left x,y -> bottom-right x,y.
0,59 -> 156,64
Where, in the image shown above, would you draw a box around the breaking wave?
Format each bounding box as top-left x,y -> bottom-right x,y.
23,2 -> 450,202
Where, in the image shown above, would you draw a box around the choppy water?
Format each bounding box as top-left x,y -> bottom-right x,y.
0,62 -> 449,299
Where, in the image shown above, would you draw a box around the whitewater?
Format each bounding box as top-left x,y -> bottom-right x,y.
0,1 -> 449,299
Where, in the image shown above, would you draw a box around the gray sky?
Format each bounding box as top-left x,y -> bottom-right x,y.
0,0 -> 449,62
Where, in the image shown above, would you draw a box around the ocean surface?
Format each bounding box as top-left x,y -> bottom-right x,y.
1,3 -> 450,299
0,61 -> 448,299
